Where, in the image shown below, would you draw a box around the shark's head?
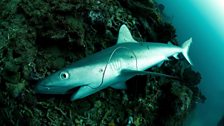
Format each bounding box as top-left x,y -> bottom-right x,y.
35,67 -> 88,94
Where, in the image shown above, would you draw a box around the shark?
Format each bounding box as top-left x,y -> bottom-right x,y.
35,24 -> 192,101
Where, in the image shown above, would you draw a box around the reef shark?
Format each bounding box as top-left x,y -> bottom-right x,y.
35,24 -> 192,101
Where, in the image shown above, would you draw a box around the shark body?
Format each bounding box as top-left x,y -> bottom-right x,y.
35,24 -> 192,101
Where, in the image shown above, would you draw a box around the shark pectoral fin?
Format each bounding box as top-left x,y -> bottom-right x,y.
110,82 -> 127,90
121,69 -> 180,80
117,24 -> 137,44
70,86 -> 97,101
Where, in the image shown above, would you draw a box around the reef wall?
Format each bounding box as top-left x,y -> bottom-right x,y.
0,0 -> 205,125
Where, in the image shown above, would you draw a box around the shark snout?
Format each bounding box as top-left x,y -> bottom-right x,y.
35,78 -> 73,94
35,79 -> 52,94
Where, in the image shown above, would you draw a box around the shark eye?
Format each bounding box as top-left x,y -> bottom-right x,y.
60,71 -> 69,80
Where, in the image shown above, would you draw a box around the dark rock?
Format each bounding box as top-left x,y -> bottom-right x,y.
154,22 -> 176,42
2,61 -> 21,83
155,82 -> 193,125
183,67 -> 202,86
218,115 -> 224,126
6,81 -> 26,98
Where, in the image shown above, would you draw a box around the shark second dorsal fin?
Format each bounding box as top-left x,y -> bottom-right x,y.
117,24 -> 137,44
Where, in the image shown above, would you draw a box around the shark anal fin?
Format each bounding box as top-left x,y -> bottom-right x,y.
157,61 -> 164,67
173,53 -> 179,59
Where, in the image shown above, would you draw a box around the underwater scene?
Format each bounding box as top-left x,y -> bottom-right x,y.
158,0 -> 224,126
0,0 -> 222,126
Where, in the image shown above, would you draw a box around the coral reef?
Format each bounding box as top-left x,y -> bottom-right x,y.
0,0 -> 205,125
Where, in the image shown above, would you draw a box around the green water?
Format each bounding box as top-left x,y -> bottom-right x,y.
158,0 -> 224,125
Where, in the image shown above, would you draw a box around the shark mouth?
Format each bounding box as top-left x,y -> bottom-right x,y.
66,86 -> 81,94
35,85 -> 77,94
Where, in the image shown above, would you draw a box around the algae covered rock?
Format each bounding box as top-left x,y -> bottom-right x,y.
170,82 -> 193,116
2,61 -> 21,83
0,0 -> 204,125
183,67 -> 201,86
154,81 -> 193,126
5,80 -> 26,98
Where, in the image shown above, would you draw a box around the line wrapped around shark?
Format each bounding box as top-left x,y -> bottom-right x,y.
35,24 -> 193,101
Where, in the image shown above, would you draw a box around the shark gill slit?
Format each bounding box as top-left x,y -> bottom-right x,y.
87,46 -> 138,89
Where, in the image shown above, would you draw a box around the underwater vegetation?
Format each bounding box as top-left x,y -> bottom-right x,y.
0,0 -> 205,125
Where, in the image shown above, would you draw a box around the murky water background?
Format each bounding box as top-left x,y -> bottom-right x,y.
158,0 -> 224,125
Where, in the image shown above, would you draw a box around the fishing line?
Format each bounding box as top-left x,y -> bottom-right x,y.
88,46 -> 138,89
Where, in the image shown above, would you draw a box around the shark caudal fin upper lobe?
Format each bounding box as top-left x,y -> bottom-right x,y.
182,37 -> 193,65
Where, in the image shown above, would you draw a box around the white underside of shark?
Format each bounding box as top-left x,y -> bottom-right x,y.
35,24 -> 192,101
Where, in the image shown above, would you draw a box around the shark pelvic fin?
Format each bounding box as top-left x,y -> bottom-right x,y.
182,37 -> 193,65
110,82 -> 127,89
121,69 -> 180,80
117,24 -> 137,44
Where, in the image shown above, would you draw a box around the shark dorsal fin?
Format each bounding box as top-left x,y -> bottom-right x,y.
117,24 -> 137,44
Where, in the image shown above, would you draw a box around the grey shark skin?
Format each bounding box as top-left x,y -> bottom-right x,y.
35,24 -> 193,101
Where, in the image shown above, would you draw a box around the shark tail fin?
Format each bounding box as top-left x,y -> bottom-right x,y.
182,37 -> 193,65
